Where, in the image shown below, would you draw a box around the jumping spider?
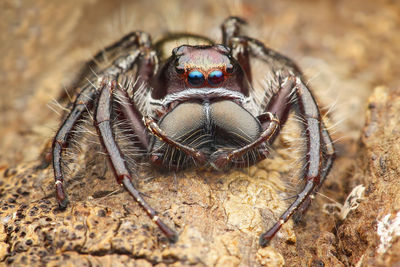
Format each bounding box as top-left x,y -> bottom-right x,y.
52,17 -> 335,246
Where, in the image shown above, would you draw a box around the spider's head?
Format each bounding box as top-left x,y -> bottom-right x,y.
173,45 -> 234,88
151,45 -> 250,99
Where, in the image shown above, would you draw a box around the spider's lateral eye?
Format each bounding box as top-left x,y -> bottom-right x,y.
188,70 -> 205,87
175,66 -> 185,74
208,70 -> 224,86
226,64 -> 234,73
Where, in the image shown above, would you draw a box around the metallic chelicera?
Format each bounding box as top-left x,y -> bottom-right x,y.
52,17 -> 335,246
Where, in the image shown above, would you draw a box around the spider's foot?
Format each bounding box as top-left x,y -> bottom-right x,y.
259,221 -> 283,247
55,181 -> 69,209
259,233 -> 272,247
154,217 -> 178,243
168,232 -> 179,244
56,197 -> 69,210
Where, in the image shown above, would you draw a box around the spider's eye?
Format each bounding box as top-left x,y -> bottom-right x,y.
208,70 -> 224,86
175,66 -> 185,74
226,64 -> 234,73
188,70 -> 205,87
175,59 -> 185,74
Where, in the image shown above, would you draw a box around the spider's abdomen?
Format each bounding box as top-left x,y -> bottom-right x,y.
150,100 -> 262,169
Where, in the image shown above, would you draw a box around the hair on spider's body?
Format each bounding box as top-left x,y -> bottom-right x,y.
52,17 -> 335,246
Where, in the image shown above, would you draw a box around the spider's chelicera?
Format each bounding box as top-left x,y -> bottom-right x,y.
52,17 -> 335,246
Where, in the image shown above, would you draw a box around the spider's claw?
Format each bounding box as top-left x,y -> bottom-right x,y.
169,233 -> 179,244
55,181 -> 69,209
56,196 -> 69,210
153,215 -> 178,243
259,233 -> 272,247
259,221 -> 283,247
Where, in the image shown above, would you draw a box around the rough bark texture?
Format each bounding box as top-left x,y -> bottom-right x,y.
1,0 -> 399,266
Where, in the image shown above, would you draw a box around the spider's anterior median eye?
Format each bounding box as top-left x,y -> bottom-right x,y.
188,70 -> 205,86
208,70 -> 224,86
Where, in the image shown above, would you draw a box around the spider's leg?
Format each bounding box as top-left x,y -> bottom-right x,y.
53,83 -> 97,208
259,75 -> 335,247
63,31 -> 151,99
52,32 -> 150,209
221,17 -> 253,83
221,16 -> 247,46
143,117 -> 207,165
229,33 -> 336,185
234,36 -> 301,76
293,121 -> 335,220
221,17 -> 302,83
114,87 -> 149,149
95,80 -> 177,242
107,31 -> 160,151
220,20 -> 335,244
320,124 -> 335,184
240,33 -> 337,224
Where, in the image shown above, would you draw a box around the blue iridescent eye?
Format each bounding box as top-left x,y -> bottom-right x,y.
208,70 -> 224,86
188,70 -> 205,86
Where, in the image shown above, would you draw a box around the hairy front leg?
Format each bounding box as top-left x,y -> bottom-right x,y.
259,76 -> 329,246
53,83 -> 98,208
221,18 -> 335,245
95,80 -> 178,242
52,31 -> 151,210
